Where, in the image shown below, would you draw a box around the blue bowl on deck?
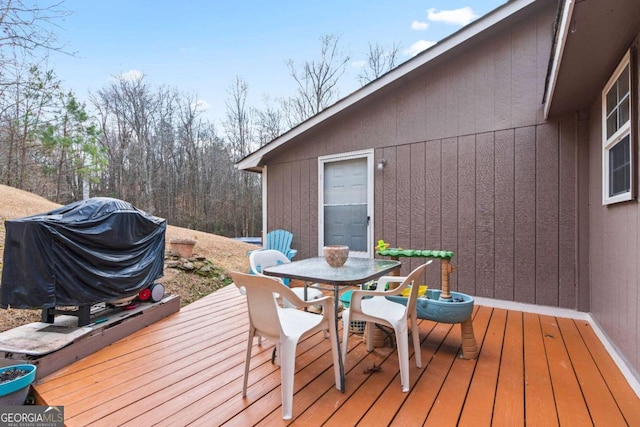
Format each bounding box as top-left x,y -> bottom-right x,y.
387,289 -> 474,324
0,364 -> 37,405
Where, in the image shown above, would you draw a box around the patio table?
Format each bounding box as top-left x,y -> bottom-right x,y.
263,256 -> 401,392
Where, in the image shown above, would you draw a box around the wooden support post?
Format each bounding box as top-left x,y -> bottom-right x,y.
390,256 -> 401,276
440,259 -> 452,300
460,318 -> 479,359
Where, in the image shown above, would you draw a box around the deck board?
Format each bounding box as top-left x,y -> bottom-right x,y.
492,310 -> 524,427
458,307 -> 506,426
421,304 -> 492,427
540,314 -> 592,426
357,320 -> 454,426
571,319 -> 640,424
559,316 -> 628,426
523,311 -> 558,426
32,285 -> 640,426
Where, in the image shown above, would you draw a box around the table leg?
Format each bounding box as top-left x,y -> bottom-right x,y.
334,285 -> 345,391
306,281 -> 345,391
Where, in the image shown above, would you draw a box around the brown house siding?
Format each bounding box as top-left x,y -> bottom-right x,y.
264,3 -> 584,309
588,34 -> 640,377
369,121 -> 577,308
267,118 -> 580,310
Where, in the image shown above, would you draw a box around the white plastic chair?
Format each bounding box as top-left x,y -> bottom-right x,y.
230,271 -> 341,420
249,249 -> 324,308
342,261 -> 432,392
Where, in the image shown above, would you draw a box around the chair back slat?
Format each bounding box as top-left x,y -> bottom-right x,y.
265,229 -> 297,260
231,272 -> 283,338
405,262 -> 431,314
249,249 -> 289,275
267,229 -> 291,250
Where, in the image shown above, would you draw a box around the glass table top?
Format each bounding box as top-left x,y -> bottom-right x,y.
263,257 -> 401,286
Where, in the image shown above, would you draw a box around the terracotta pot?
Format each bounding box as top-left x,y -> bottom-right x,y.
323,245 -> 349,267
170,239 -> 196,258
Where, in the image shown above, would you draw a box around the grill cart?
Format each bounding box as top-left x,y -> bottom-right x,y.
1,197 -> 166,326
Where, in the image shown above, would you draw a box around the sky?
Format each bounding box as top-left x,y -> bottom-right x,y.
47,0 -> 505,126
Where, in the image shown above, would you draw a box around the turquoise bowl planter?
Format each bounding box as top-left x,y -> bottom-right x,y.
387,289 -> 474,324
0,364 -> 37,405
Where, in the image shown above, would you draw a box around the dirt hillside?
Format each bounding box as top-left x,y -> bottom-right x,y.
0,184 -> 256,331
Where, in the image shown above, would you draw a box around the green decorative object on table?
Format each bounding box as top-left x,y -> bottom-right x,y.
375,240 -> 455,297
377,248 -> 454,259
375,241 -> 453,259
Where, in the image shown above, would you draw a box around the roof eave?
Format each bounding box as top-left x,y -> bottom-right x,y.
543,0 -> 574,120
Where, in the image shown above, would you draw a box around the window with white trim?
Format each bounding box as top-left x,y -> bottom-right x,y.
602,50 -> 633,205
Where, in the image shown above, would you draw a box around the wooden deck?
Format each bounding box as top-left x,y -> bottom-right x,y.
32,285 -> 640,426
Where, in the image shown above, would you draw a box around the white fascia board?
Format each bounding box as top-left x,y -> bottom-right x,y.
236,0 -> 538,172
544,0 -> 575,119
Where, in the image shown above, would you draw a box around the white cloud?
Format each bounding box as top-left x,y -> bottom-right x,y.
118,69 -> 144,82
411,20 -> 429,31
351,60 -> 367,69
405,40 -> 436,57
427,7 -> 479,26
192,99 -> 210,111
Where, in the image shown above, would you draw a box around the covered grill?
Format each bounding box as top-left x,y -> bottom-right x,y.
1,197 -> 166,324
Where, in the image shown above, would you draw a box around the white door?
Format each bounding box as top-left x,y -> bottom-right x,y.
319,151 -> 373,257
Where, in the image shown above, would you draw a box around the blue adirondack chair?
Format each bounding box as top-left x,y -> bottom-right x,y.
248,230 -> 298,283
264,229 -> 297,260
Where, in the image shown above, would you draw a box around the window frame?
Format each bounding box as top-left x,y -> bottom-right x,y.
318,150 -> 374,258
602,50 -> 635,205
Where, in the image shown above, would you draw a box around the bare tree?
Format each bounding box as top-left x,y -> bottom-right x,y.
357,42 -> 401,85
0,65 -> 60,189
284,34 -> 350,127
90,74 -> 254,237
253,95 -> 284,146
0,0 -> 69,97
0,0 -> 67,56
90,85 -> 128,200
196,124 -> 236,234
91,73 -> 160,212
151,88 -> 180,221
223,76 -> 254,161
223,76 -> 260,237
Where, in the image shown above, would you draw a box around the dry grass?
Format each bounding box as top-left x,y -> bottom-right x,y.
0,184 -> 257,332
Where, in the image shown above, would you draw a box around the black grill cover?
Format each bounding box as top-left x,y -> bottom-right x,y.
1,197 -> 166,309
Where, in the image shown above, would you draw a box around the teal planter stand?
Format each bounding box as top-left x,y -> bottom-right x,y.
387,289 -> 474,324
0,364 -> 37,405
376,245 -> 479,359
